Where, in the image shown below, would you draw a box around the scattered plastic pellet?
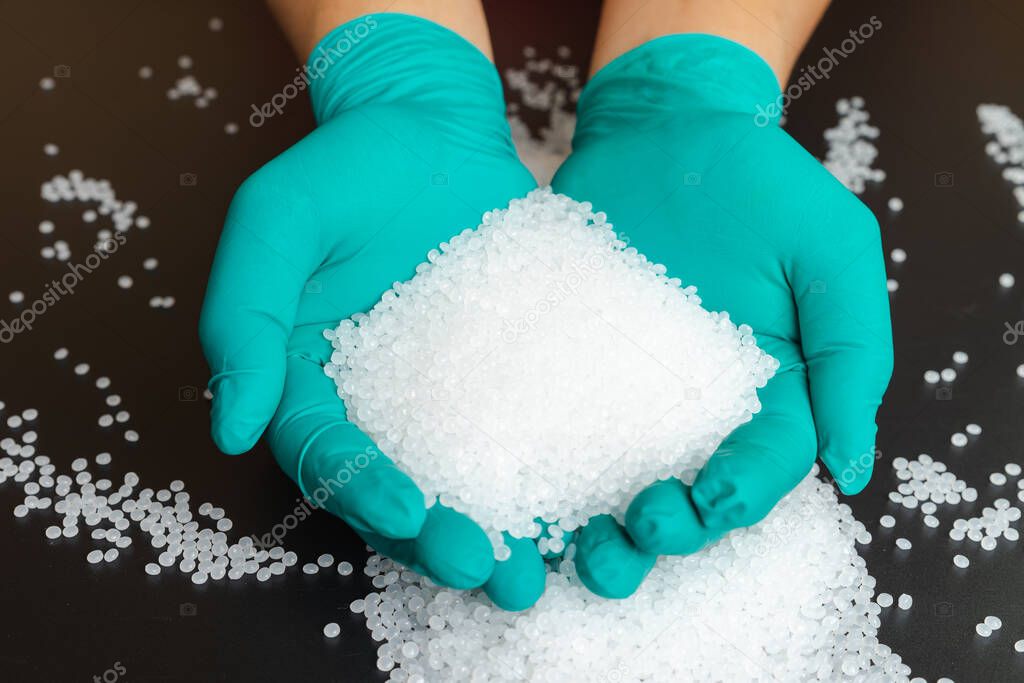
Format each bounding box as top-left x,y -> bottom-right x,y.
879,515 -> 895,528
117,275 -> 133,289
323,622 -> 340,638
924,370 -> 940,384
888,197 -> 903,212
999,273 -> 1015,288
952,351 -> 968,364
316,553 -> 334,568
890,248 -> 907,263
897,594 -> 912,610
139,66 -> 153,79
896,538 -> 912,550
9,290 -> 24,304
876,592 -> 893,608
953,554 -> 969,568
951,433 -> 968,447
966,423 -> 982,436
940,368 -> 957,382
302,563 -> 319,575
337,561 -> 353,576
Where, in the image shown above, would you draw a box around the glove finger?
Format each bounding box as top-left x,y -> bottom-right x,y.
483,533 -> 546,611
362,504 -> 495,590
690,370 -> 816,533
792,196 -> 893,494
200,166 -> 324,454
625,479 -> 714,555
270,341 -> 427,540
574,514 -> 656,599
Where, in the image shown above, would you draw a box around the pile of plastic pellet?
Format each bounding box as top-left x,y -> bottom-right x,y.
977,103 -> 1024,222
324,188 -> 778,545
823,97 -> 885,195
887,454 -> 977,513
1,381 -> 353,594
353,469 -> 908,681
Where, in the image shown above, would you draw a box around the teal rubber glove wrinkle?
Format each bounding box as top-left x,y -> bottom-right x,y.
200,14 -> 548,609
552,34 -> 893,597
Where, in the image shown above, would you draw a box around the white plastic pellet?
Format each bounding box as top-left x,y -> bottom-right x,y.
952,351 -> 969,364
895,538 -> 912,550
317,553 -> 334,568
139,66 -> 153,79
143,257 -> 158,270
879,515 -> 895,528
986,616 -> 1003,630
876,592 -> 893,608
302,563 -> 319,575
87,550 -> 103,564
8,290 -> 24,304
924,370 -> 940,384
897,594 -> 912,610
940,368 -> 957,382
887,197 -> 903,212
953,554 -> 969,568
951,433 -> 968,447
117,275 -> 133,289
337,561 -> 353,576
890,248 -> 906,263
999,273 -> 1015,288
966,423 -> 982,436
323,622 -> 341,638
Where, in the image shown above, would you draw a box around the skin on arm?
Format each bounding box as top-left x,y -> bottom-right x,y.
590,0 -> 830,85
267,0 -> 494,61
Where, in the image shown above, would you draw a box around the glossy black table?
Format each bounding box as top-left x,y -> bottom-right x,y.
1,1 -> 1022,680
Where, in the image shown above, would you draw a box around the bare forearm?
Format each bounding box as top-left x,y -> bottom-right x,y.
266,0 -> 494,61
590,0 -> 830,85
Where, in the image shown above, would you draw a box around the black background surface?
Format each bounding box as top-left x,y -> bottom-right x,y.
1,1 -> 1023,681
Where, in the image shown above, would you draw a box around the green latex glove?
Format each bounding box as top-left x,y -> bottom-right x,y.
551,34 -> 893,598
199,14 -> 547,611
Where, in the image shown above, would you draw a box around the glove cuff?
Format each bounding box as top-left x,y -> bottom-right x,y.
575,33 -> 783,142
306,13 -> 507,128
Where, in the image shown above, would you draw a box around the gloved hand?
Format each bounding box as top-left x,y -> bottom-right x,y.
552,34 -> 893,598
199,14 -> 547,610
